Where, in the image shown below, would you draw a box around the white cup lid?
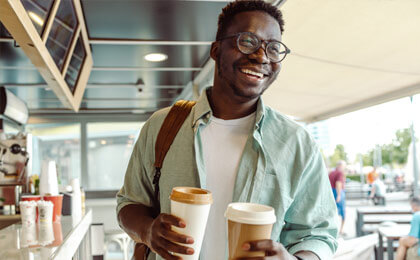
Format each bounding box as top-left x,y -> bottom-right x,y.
225,202 -> 276,225
19,201 -> 37,207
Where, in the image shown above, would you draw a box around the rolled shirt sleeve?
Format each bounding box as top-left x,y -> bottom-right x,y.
408,212 -> 420,238
281,148 -> 339,259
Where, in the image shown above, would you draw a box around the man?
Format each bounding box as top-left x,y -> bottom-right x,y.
117,1 -> 338,259
329,161 -> 346,235
396,196 -> 420,260
369,172 -> 386,205
367,167 -> 377,186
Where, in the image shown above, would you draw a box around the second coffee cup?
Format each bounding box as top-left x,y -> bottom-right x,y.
225,202 -> 276,260
170,187 -> 213,260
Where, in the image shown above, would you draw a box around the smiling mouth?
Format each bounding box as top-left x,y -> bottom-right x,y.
240,68 -> 266,79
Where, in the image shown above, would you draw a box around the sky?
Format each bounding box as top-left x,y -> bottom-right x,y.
312,94 -> 420,162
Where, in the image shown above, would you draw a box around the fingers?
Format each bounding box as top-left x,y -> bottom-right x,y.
152,238 -> 194,260
150,213 -> 195,259
241,240 -> 288,257
160,213 -> 187,228
154,246 -> 182,260
236,255 -> 277,260
161,223 -> 194,244
162,238 -> 195,255
236,257 -> 266,260
158,214 -> 194,244
243,239 -> 279,252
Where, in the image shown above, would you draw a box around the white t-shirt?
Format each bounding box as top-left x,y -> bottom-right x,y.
373,179 -> 387,197
200,112 -> 256,259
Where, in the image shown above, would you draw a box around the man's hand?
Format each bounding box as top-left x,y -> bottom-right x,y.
145,213 -> 195,260
236,240 -> 297,260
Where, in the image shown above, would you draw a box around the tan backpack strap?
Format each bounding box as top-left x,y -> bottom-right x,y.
135,101 -> 196,260
151,100 -> 196,214
154,100 -> 196,169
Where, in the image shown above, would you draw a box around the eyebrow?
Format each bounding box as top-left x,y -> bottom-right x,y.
245,31 -> 281,42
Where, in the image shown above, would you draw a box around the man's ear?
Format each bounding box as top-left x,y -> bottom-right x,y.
210,41 -> 219,61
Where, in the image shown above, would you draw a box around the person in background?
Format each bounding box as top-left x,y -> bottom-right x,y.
367,167 -> 377,186
369,172 -> 387,205
396,196 -> 420,260
329,160 -> 346,236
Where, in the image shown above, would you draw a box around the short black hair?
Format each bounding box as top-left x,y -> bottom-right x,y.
411,196 -> 420,207
216,0 -> 285,40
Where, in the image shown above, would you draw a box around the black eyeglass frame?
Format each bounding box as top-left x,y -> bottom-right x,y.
217,32 -> 291,63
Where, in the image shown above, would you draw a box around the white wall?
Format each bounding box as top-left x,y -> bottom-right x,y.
86,198 -> 120,231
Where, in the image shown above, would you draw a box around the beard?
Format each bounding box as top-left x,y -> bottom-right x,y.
216,57 -> 266,100
216,56 -> 280,100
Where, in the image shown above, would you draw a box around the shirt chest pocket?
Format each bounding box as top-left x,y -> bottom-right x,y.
258,170 -> 292,210
258,171 -> 281,206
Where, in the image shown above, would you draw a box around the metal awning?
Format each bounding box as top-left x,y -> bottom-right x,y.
263,0 -> 420,122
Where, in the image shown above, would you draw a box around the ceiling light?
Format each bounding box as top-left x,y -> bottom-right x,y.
131,109 -> 146,114
28,12 -> 44,26
144,53 -> 168,62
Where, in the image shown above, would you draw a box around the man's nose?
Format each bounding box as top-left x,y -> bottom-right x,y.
248,46 -> 270,64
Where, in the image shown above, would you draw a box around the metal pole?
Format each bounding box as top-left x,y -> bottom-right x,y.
360,154 -> 365,184
81,122 -> 89,190
410,96 -> 419,197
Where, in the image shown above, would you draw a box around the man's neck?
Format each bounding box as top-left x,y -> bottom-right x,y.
208,87 -> 259,120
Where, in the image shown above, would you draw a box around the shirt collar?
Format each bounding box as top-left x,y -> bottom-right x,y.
192,87 -> 212,127
192,87 -> 266,131
255,97 -> 265,132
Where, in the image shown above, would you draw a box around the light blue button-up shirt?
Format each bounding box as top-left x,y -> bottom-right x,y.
117,88 -> 338,260
408,211 -> 420,256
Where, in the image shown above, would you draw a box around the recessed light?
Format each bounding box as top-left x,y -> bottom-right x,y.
144,53 -> 168,62
28,11 -> 44,26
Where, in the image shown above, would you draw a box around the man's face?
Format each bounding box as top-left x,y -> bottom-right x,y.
212,11 -> 282,100
411,203 -> 416,212
337,164 -> 346,172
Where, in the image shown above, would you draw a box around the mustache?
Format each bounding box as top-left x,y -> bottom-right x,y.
233,60 -> 273,77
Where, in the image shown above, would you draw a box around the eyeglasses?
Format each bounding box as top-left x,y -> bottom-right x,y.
217,32 -> 290,63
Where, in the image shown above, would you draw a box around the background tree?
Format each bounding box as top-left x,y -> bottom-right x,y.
358,128 -> 413,168
329,144 -> 348,167
391,128 -> 412,165
357,151 -> 373,166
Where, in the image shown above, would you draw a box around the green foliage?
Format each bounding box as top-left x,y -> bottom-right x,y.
391,128 -> 412,165
357,151 -> 374,166
359,128 -> 413,167
346,175 -> 361,182
329,144 -> 348,167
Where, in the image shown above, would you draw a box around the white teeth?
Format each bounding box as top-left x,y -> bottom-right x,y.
241,69 -> 264,78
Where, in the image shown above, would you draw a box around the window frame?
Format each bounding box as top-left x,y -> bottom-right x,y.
27,113 -> 151,198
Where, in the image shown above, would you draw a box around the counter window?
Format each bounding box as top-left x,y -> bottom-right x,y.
26,123 -> 81,187
86,122 -> 144,190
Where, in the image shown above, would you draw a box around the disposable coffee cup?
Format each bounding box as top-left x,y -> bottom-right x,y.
21,195 -> 41,222
225,203 -> 276,260
19,201 -> 37,224
37,200 -> 54,223
42,194 -> 63,222
170,187 -> 213,260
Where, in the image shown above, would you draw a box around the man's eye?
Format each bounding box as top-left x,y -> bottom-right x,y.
240,39 -> 255,47
268,44 -> 281,54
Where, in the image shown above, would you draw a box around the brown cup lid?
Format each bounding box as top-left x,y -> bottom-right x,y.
170,187 -> 213,205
